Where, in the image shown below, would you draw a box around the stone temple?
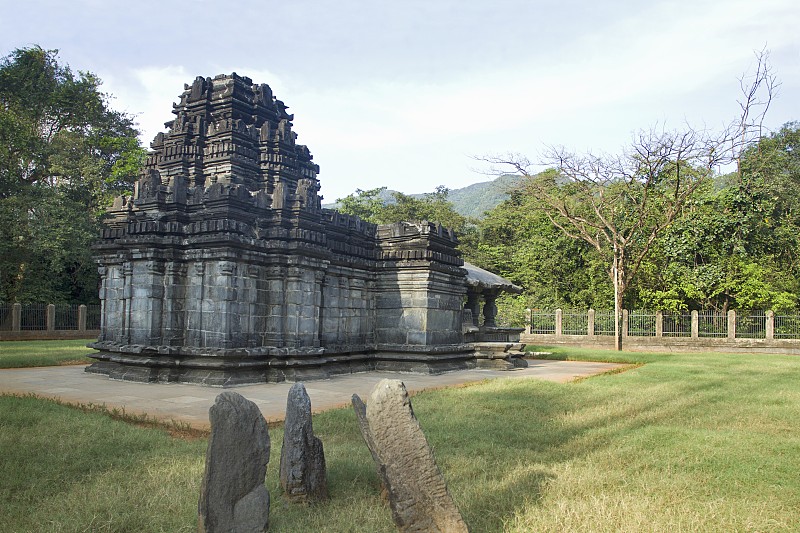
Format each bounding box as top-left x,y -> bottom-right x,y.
87,73 -> 523,386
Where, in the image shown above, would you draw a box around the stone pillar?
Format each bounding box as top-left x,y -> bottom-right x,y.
524,308 -> 531,335
555,308 -> 562,336
622,310 -> 629,338
588,309 -> 595,336
727,310 -> 736,340
162,262 -> 187,346
482,290 -> 498,328
143,260 -> 165,345
122,262 -> 133,344
691,310 -> 699,338
264,265 -> 286,347
11,303 -> 21,332
465,291 -> 481,327
46,304 -> 55,332
78,305 -> 87,332
186,262 -> 205,347
96,266 -> 108,341
217,260 -> 238,349
766,310 -> 775,340
283,265 -> 305,348
655,311 -> 663,337
244,264 -> 264,348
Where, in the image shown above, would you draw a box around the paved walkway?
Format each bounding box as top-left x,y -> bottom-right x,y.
0,360 -> 622,429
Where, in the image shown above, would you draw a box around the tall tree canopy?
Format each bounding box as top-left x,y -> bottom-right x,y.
336,185 -> 470,233
481,51 -> 777,348
0,46 -> 144,303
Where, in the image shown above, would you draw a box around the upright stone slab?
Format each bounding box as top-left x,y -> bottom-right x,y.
355,379 -> 469,533
199,392 -> 270,533
279,383 -> 328,503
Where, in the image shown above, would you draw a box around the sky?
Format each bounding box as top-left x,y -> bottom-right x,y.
2,0 -> 798,202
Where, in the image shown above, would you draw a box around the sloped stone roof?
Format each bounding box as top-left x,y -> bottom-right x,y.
463,262 -> 522,294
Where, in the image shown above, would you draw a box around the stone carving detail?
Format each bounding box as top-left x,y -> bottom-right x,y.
198,392 -> 270,533
279,383 -> 328,503
353,379 -> 469,533
89,72 -> 520,386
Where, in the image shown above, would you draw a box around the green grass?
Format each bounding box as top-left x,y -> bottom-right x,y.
0,339 -> 93,368
526,344 -> 680,364
2,350 -> 800,531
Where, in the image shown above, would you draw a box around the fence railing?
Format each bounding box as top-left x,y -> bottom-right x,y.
524,308 -> 800,340
0,303 -> 100,333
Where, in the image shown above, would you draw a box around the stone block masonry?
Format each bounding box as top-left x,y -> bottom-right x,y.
87,73 -> 480,386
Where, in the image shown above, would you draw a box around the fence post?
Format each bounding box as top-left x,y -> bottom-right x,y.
12,303 -> 22,331
588,309 -> 595,336
727,310 -> 736,340
46,304 -> 56,332
555,308 -> 562,336
524,309 -> 531,334
691,310 -> 699,338
765,310 -> 774,340
622,310 -> 629,337
655,311 -> 663,337
78,304 -> 87,332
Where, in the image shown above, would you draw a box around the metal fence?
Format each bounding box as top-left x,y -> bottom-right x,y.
697,311 -> 727,337
775,314 -> 800,339
0,303 -> 11,331
20,303 -> 48,330
594,310 -> 616,336
629,310 -> 657,337
0,302 -> 100,332
86,304 -> 101,330
663,312 -> 692,337
526,307 -> 800,342
736,310 -> 767,339
530,309 -> 556,334
562,309 -> 588,335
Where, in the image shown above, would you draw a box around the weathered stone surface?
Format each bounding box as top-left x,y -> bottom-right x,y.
198,392 -> 270,533
279,383 -> 328,503
356,379 -> 469,533
87,73 -> 521,386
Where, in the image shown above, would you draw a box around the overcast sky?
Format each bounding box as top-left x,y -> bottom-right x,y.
2,0 -> 798,201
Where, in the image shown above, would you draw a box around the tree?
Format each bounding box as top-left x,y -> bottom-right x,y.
335,187 -> 388,224
636,123 -> 800,313
482,50 -> 776,349
336,185 -> 470,232
0,46 -> 144,303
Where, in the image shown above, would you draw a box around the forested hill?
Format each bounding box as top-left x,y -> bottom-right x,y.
323,174 -> 522,219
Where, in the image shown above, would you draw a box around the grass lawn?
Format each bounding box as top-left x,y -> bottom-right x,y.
2,349 -> 800,531
0,339 -> 93,368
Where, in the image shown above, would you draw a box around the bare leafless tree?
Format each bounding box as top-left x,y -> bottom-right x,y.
480,49 -> 777,350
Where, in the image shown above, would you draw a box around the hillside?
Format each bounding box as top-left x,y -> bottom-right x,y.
323,174 -> 522,219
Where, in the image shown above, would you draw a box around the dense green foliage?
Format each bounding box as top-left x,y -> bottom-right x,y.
0,46 -> 143,304
336,185 -> 471,233
472,123 -> 800,318
335,122 -> 800,321
3,351 -> 800,531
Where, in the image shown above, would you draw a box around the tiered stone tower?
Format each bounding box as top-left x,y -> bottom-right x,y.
88,74 -> 475,385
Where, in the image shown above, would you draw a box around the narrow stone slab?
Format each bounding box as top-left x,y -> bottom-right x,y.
198,391 -> 270,533
279,383 -> 328,503
357,379 -> 469,532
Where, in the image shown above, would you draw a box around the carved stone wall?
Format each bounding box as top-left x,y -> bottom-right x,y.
87,73 -> 475,386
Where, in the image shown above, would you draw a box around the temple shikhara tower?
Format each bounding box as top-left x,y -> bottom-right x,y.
88,73 -> 522,386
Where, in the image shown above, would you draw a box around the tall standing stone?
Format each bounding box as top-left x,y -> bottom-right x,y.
279,383 -> 328,503
198,392 -> 270,533
354,379 -> 469,533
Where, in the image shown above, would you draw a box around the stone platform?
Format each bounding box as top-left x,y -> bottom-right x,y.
0,360 -> 624,429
